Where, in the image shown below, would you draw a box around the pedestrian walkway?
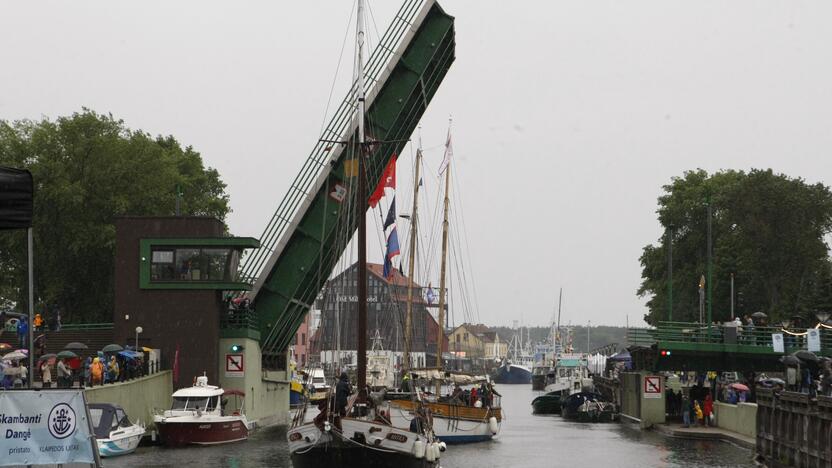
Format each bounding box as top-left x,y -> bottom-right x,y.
653,422 -> 755,450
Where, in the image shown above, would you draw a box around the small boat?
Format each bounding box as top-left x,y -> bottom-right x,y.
560,392 -> 618,423
88,403 -> 145,457
531,391 -> 563,415
154,375 -> 250,446
390,396 -> 501,443
307,367 -> 330,402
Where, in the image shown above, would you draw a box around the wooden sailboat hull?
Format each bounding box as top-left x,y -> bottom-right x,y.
390,399 -> 501,443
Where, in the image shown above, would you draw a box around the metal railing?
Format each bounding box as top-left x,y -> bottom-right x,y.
628,321 -> 832,353
237,0 -> 433,293
220,309 -> 259,331
54,322 -> 114,331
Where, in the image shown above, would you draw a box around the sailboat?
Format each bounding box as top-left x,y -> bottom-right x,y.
387,122 -> 502,443
287,1 -> 442,466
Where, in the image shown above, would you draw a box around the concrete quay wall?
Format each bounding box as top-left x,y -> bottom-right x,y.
84,370 -> 173,429
713,401 -> 757,439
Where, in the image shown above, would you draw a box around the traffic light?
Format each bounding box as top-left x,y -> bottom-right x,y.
660,350 -> 672,357
230,344 -> 245,353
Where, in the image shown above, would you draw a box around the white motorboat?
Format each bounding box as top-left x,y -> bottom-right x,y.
88,403 -> 145,457
154,375 -> 250,446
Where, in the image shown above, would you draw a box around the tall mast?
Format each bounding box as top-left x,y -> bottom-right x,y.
403,133 -> 423,375
435,120 -> 452,395
555,288 -> 562,358
355,0 -> 367,399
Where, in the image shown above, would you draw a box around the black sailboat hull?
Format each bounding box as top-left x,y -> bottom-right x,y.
291,445 -> 438,468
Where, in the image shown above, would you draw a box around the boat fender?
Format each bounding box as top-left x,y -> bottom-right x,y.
413,440 -> 425,458
426,443 -> 436,462
324,421 -> 332,432
474,400 -> 483,408
489,416 -> 499,435
439,441 -> 447,452
433,443 -> 442,459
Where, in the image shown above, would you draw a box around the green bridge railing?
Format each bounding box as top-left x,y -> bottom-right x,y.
57,322 -> 114,331
628,321 -> 832,355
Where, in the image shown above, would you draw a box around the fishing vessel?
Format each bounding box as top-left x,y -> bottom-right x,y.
287,0 -> 452,465
532,353 -> 591,414
154,375 -> 250,446
560,391 -> 618,423
307,367 -> 330,402
494,331 -> 533,384
88,403 -> 144,457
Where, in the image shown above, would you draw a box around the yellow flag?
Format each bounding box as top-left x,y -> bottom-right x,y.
344,159 -> 359,177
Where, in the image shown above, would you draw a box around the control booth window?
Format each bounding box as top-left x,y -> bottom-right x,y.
150,247 -> 241,283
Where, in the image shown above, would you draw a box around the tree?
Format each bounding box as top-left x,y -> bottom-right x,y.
638,169 -> 832,326
0,109 -> 230,322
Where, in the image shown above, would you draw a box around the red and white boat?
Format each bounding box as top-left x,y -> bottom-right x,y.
154,375 -> 250,446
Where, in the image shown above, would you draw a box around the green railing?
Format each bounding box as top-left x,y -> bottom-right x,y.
628,321 -> 832,354
57,322 -> 114,331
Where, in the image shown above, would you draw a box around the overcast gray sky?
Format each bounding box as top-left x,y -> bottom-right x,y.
2,1 -> 831,328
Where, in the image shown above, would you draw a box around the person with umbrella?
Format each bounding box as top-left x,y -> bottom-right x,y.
57,358 -> 71,388
40,357 -> 52,387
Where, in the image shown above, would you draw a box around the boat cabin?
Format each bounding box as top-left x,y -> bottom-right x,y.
88,403 -> 134,440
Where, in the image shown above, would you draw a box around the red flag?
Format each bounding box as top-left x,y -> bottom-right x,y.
173,343 -> 180,385
369,155 -> 397,208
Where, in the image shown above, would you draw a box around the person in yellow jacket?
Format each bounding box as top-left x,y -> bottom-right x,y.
91,357 -> 104,386
694,400 -> 704,425
33,313 -> 43,331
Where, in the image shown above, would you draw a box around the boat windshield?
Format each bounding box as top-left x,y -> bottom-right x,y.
171,397 -> 209,411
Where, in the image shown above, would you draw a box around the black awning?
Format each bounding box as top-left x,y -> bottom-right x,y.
0,167 -> 33,230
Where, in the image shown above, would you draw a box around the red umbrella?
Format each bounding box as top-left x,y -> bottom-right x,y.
730,383 -> 750,392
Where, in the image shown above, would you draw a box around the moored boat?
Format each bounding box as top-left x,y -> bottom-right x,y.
153,375 -> 250,446
531,392 -> 562,415
88,403 -> 145,457
389,397 -> 501,443
561,391 -> 618,423
493,360 -> 532,384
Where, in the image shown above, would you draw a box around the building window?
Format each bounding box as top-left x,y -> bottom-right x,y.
464,333 -> 468,342
301,333 -> 306,346
456,334 -> 460,343
150,246 -> 240,283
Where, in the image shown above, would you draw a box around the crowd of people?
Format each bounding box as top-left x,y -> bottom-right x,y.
446,381 -> 501,408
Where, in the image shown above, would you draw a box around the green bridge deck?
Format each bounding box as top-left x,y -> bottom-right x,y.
238,0 -> 456,358
628,321 -> 832,372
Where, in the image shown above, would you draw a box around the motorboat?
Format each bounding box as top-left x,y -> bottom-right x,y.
154,375 -> 250,446
561,391 -> 618,423
88,403 -> 145,457
307,367 -> 330,402
533,354 -> 593,415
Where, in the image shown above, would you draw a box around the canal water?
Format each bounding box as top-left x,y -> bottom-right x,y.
104,385 -> 754,467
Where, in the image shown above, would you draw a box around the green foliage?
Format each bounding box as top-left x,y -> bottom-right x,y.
0,109 -> 230,322
638,169 -> 832,326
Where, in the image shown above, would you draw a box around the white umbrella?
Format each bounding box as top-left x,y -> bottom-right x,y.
2,350 -> 27,361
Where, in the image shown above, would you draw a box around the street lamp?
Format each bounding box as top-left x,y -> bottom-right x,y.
135,326 -> 143,351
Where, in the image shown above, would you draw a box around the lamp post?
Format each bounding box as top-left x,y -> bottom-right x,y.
706,199 -> 713,335
667,224 -> 673,322
587,320 -> 591,353
135,326 -> 143,351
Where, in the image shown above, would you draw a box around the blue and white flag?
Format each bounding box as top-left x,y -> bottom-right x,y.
383,226 -> 400,278
383,197 -> 397,230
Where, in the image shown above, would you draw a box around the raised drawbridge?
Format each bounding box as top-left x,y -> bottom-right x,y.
239,0 -> 455,360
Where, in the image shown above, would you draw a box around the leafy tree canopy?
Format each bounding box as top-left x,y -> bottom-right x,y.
639,169 -> 832,327
0,109 -> 230,322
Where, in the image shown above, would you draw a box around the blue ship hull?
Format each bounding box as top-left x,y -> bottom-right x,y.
493,364 -> 532,384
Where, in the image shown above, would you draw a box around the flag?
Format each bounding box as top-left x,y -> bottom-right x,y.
438,129 -> 453,175
369,155 -> 397,208
383,227 -> 401,278
426,283 -> 436,305
383,197 -> 396,230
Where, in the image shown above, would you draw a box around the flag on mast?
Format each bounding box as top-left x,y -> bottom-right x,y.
383,227 -> 400,278
369,154 -> 397,208
438,129 -> 453,175
383,197 -> 397,230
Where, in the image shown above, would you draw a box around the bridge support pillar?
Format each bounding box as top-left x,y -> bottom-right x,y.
619,371 -> 666,429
